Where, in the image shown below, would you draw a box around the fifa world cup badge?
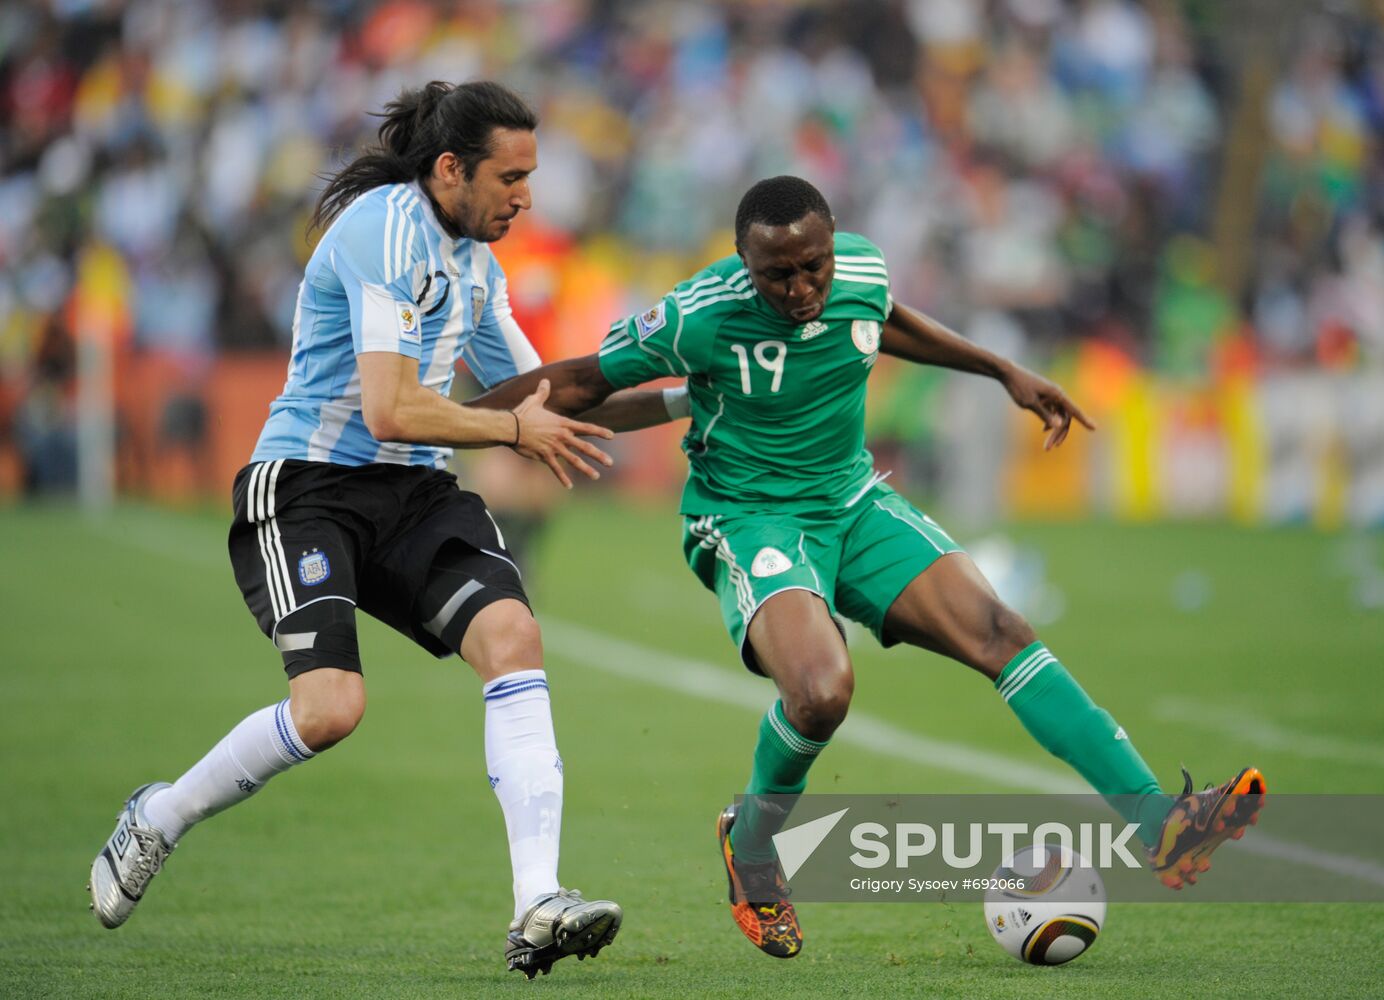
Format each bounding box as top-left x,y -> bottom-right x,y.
636,302 -> 667,340
396,302 -> 420,343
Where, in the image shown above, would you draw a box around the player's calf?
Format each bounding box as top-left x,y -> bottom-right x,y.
287,667 -> 366,751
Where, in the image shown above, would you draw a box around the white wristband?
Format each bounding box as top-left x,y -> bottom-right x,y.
662,385 -> 691,420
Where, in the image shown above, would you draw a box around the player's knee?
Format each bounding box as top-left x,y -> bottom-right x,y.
463,600 -> 542,673
784,659 -> 854,740
290,673 -> 366,751
984,602 -> 1036,668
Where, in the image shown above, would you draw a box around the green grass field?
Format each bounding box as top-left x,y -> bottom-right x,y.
2,498 -> 1382,998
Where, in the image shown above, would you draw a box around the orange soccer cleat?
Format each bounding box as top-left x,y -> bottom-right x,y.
1148,766 -> 1267,890
716,803 -> 803,958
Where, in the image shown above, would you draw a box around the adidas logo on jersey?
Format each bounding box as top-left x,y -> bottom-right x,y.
799,320 -> 829,340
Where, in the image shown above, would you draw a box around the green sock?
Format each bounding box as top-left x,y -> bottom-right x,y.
730,700 -> 829,864
997,641 -> 1172,847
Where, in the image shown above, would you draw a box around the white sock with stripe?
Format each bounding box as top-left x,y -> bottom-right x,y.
483,669 -> 563,921
141,700 -> 314,844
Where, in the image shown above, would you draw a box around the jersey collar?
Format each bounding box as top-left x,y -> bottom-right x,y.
408,181 -> 462,252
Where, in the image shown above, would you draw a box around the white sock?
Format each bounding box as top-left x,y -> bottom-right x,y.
142,699 -> 314,844
483,669 -> 563,921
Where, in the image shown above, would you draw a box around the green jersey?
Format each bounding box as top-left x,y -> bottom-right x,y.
598,232 -> 893,515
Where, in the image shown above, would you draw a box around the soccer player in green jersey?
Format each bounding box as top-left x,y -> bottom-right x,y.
475,176 -> 1266,958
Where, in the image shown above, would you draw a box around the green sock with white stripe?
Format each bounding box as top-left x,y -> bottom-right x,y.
730,700 -> 829,865
997,642 -> 1171,847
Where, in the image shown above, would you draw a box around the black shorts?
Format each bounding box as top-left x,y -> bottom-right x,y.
228,459 -> 529,677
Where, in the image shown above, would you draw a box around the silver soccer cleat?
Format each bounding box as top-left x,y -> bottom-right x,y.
504,888 -> 622,978
88,782 -> 173,929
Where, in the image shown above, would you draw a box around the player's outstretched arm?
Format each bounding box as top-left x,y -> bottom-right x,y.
881,303 -> 1095,450
358,351 -> 614,488
468,354 -> 615,415
468,355 -> 685,433
576,386 -> 689,432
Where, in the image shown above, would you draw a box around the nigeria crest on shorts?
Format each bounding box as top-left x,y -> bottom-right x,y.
298,549 -> 331,586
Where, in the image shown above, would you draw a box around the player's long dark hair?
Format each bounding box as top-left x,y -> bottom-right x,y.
310,80 -> 538,232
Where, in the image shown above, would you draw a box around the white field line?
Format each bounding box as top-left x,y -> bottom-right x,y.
1153,696 -> 1384,769
90,515 -> 1384,889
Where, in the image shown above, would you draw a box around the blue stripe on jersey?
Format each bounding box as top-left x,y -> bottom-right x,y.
250,182 -> 540,469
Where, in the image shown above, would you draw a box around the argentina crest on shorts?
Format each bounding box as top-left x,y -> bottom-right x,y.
298,548 -> 331,586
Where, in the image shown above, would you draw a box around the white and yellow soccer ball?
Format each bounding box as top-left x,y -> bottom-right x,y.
983,844 -> 1106,966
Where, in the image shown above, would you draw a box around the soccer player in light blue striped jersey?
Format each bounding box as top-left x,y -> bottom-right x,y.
89,81 -> 670,978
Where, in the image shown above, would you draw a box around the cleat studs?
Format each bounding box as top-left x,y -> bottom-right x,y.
1249,812 -> 1260,825
1198,859 -> 1212,873
1231,828 -> 1245,840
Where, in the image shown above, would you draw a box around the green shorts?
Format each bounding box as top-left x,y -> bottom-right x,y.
682,484 -> 964,674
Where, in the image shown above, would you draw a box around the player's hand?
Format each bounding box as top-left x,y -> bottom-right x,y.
511,379 -> 616,488
1001,364 -> 1095,451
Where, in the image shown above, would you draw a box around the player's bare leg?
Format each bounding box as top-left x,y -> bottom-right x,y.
883,552 -> 1264,886
749,591 -> 854,741
461,600 -> 620,977
717,591 -> 850,958
89,666 -> 357,928
880,551 -> 1032,678
286,668 -> 366,749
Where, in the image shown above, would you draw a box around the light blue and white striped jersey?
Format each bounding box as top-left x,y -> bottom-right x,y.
251,181 -> 541,468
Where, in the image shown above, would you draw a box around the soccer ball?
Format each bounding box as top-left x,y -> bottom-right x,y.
983,844 -> 1106,966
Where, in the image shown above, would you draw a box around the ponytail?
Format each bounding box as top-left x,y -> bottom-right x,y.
311,80 -> 538,232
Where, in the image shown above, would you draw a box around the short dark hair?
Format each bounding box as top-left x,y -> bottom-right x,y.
734,176 -> 833,247
312,80 -> 539,231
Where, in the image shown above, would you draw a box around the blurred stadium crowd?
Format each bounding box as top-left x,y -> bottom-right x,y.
1,0 -> 1382,517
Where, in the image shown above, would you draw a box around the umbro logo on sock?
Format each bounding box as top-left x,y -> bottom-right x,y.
488,774 -> 501,789
236,778 -> 258,793
1114,727 -> 1128,741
